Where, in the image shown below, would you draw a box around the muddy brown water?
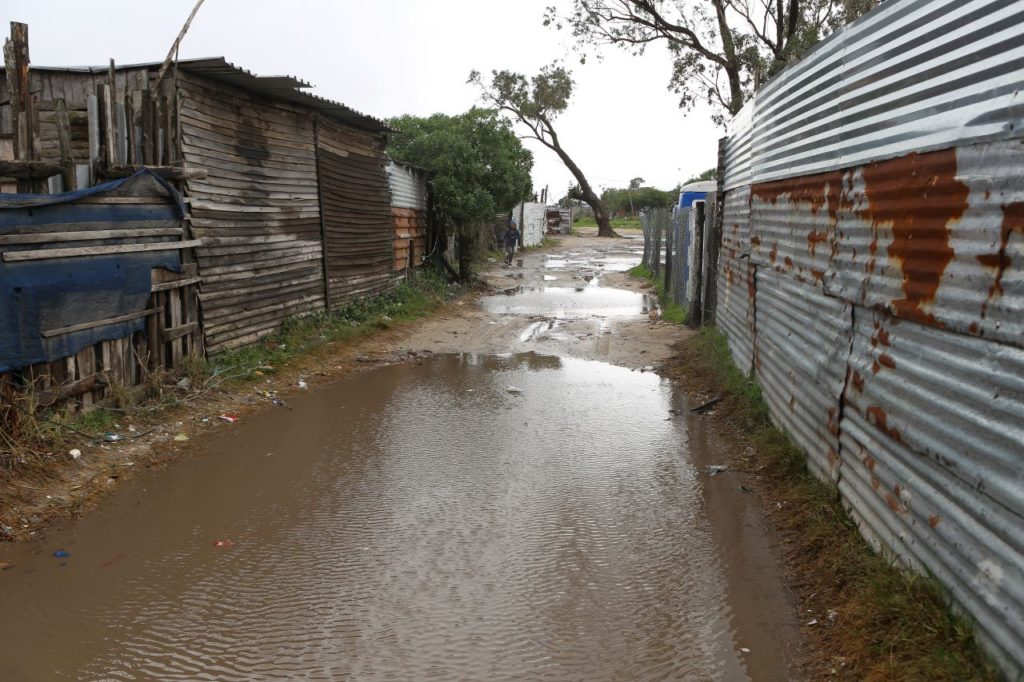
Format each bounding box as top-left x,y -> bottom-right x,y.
0,257 -> 799,680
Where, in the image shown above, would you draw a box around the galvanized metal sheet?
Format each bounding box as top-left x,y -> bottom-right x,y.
734,0 -> 1024,184
722,102 -> 754,191
387,162 -> 427,211
716,186 -> 755,373
754,269 -> 850,482
517,202 -> 547,247
840,307 -> 1024,676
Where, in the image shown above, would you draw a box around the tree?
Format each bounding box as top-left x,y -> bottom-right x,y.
544,0 -> 882,124
684,167 -> 717,184
387,108 -> 533,282
469,65 -> 615,237
628,176 -> 645,190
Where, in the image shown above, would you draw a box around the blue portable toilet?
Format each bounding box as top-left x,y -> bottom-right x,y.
674,181 -> 716,308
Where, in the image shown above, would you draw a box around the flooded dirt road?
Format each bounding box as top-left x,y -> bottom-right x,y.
0,235 -> 800,680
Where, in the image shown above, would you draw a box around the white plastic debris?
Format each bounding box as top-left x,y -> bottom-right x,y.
298,379 -> 309,389
68,448 -> 81,461
506,386 -> 523,394
706,465 -> 729,476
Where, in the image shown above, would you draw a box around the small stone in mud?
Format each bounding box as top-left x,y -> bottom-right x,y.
506,386 -> 523,394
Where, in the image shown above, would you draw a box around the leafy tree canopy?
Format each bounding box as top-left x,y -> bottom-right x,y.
387,108 -> 533,236
545,0 -> 881,124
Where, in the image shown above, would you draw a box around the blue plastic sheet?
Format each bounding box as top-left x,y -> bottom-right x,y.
0,171 -> 185,373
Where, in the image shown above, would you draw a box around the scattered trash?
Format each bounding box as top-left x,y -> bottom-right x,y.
706,465 -> 729,476
128,425 -> 137,433
69,448 -> 82,461
213,539 -> 235,548
806,618 -> 818,626
176,376 -> 192,391
298,379 -> 309,389
103,432 -> 122,443
487,257 -> 496,263
691,396 -> 723,414
173,433 -> 189,442
506,386 -> 523,394
827,609 -> 839,623
740,647 -> 751,654
53,549 -> 70,558
200,416 -> 210,423
218,414 -> 239,423
271,398 -> 289,408
0,560 -> 12,571
253,370 -> 264,377
739,485 -> 754,493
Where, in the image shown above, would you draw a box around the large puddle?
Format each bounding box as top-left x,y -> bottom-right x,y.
481,286 -> 656,319
0,352 -> 796,680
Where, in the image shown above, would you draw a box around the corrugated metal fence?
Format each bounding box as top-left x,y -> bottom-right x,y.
711,0 -> 1024,676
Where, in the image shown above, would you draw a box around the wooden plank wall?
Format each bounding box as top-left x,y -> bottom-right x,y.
316,117 -> 394,307
178,73 -> 324,353
391,206 -> 426,274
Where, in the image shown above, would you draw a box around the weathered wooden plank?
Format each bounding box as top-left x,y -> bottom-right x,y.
0,228 -> 182,245
150,276 -> 202,292
54,98 -> 76,191
98,163 -> 207,180
161,320 -> 196,342
41,307 -> 161,338
0,159 -> 61,178
3,239 -> 201,262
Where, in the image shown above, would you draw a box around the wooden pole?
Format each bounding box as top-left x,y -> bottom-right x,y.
154,0 -> 207,88
55,98 -> 76,191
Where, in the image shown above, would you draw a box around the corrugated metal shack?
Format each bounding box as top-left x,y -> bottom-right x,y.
2,51 -> 393,355
712,0 -> 1024,675
387,161 -> 428,275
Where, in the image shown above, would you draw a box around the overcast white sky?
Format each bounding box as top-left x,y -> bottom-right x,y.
4,0 -> 722,198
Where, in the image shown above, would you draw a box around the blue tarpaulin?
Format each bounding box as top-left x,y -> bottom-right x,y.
0,170 -> 186,373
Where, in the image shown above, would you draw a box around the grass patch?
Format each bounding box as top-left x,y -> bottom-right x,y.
675,326 -> 1000,681
628,263 -> 688,324
212,266 -> 456,381
574,215 -> 643,230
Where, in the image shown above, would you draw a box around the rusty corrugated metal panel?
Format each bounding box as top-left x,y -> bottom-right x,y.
391,207 -> 426,272
745,0 -> 1024,184
754,269 -> 849,481
180,74 -> 325,354
716,186 -> 754,373
317,117 -> 394,306
752,140 -> 1024,347
840,307 -> 1024,676
750,172 -> 839,290
387,161 -> 427,211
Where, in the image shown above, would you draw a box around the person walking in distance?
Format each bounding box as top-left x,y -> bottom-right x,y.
503,218 -> 521,265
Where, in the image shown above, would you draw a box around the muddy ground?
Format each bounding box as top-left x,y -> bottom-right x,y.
0,230 -> 808,678
0,232 -> 686,543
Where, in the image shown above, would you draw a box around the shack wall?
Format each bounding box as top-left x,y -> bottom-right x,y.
316,117 -> 393,306
179,72 -> 324,353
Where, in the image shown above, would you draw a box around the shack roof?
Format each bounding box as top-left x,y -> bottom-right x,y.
6,56 -> 390,133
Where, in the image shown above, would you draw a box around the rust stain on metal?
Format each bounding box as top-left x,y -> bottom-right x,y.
878,353 -> 896,370
751,235 -> 761,248
866,405 -> 902,443
783,256 -> 794,269
769,243 -> 778,264
807,229 -> 829,257
976,202 -> 1024,317
929,514 -> 941,528
753,171 -> 849,225
851,370 -> 865,393
871,476 -> 881,491
859,149 -> 969,327
863,454 -> 876,472
885,492 -> 902,513
827,407 -> 840,437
